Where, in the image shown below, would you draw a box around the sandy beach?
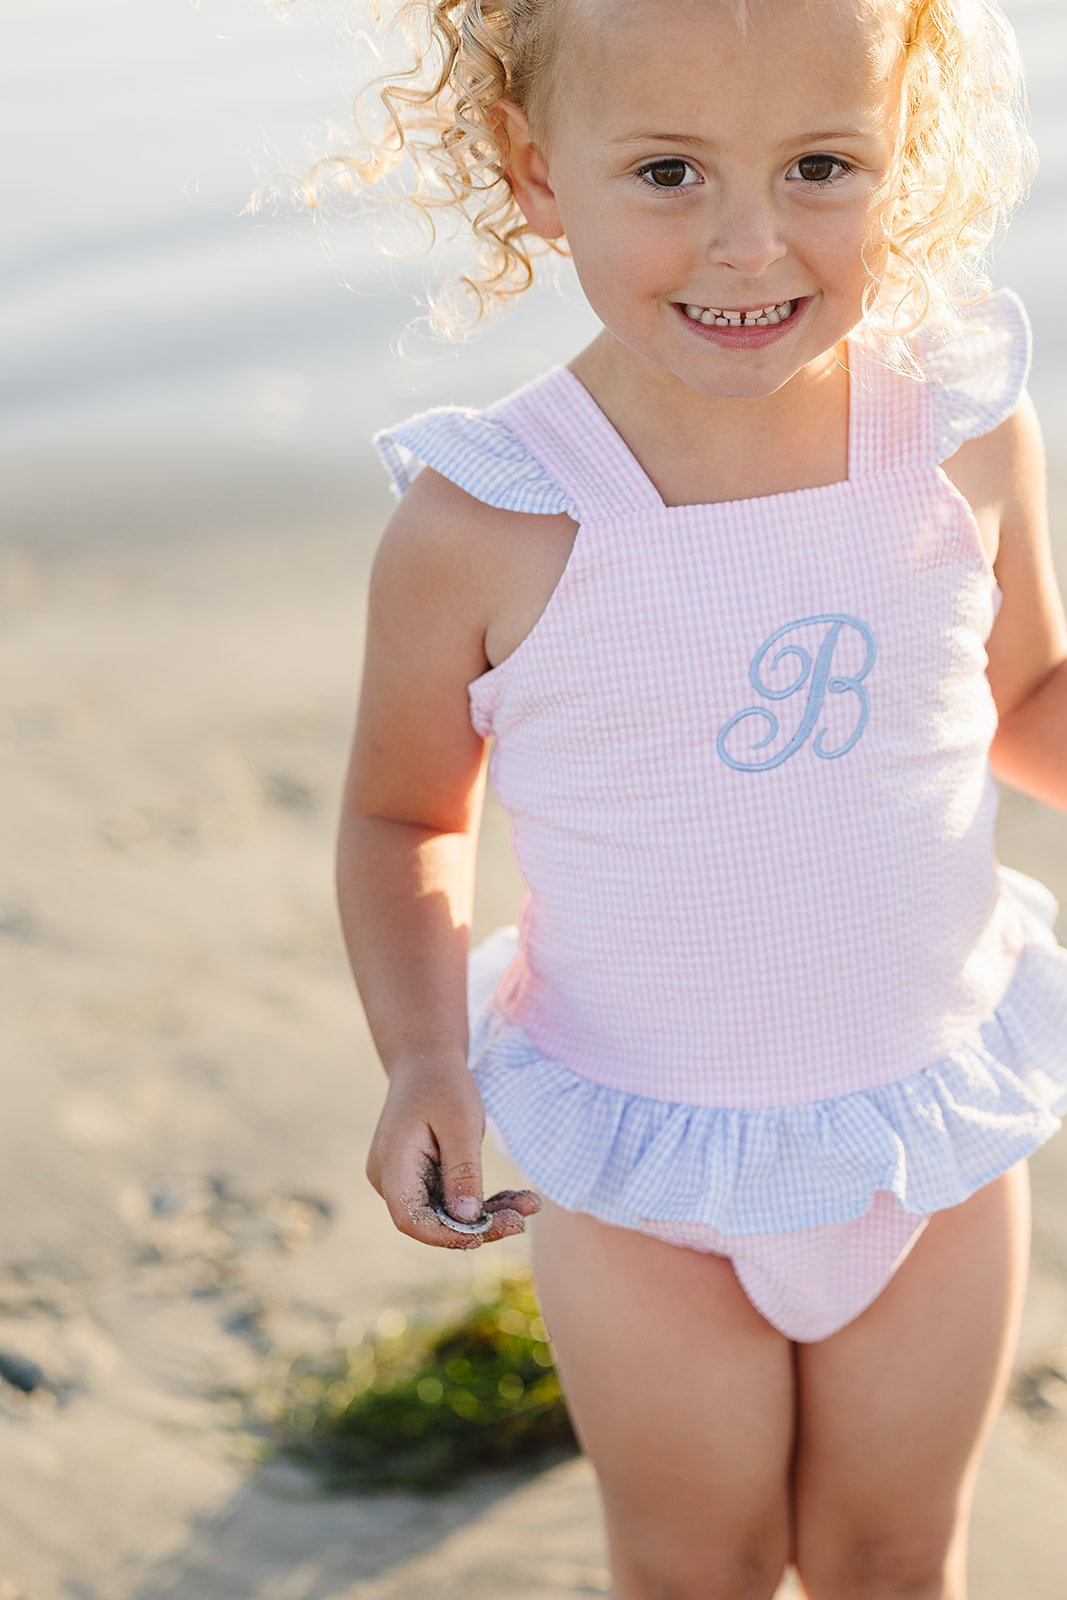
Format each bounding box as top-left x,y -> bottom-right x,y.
0,433 -> 1065,1598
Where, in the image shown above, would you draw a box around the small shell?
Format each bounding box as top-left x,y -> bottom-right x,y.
431,1203 -> 493,1236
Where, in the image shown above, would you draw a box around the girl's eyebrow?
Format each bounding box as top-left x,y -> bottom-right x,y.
610,126 -> 875,147
790,128 -> 876,144
609,131 -> 707,146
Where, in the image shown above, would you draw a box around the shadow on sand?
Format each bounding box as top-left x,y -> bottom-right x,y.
65,1457 -> 606,1600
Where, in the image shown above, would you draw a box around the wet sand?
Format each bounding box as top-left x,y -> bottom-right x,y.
1,444 -> 1066,1598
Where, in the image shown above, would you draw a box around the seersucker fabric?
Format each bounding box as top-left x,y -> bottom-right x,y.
376,290 -> 1067,1341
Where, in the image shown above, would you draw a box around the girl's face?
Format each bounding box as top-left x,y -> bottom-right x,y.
511,0 -> 905,403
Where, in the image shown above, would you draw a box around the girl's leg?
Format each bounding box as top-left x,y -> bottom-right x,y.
531,1199 -> 795,1600
792,1163 -> 1031,1600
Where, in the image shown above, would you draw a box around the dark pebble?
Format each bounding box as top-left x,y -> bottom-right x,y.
149,1181 -> 187,1216
0,1351 -> 44,1393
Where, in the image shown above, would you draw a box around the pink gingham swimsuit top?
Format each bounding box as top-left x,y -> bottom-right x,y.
377,290 -> 1067,1248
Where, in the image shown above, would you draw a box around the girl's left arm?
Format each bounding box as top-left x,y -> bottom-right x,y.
965,393 -> 1067,810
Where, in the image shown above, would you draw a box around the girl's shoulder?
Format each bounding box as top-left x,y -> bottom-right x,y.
916,288 -> 1032,463
375,371 -> 574,519
922,292 -> 1040,572
373,383 -> 581,675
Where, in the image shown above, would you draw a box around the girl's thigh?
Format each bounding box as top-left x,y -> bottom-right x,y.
793,1163 -> 1031,1600
531,1200 -> 795,1600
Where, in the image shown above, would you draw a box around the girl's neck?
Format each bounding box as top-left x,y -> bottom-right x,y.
568,331 -> 851,508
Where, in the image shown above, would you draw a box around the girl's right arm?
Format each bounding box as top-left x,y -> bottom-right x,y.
336,468 -> 541,1250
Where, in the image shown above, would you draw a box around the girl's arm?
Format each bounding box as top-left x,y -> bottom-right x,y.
950,393 -> 1067,809
337,469 -> 540,1249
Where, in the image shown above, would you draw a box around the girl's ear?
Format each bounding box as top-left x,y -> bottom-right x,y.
496,100 -> 564,241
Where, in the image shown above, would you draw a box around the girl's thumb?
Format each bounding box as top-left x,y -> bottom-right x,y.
438,1153 -> 484,1222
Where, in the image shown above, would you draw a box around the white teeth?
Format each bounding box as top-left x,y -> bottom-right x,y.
684,298 -> 795,326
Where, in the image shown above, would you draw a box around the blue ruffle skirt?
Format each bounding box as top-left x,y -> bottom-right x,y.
467,867 -> 1067,1241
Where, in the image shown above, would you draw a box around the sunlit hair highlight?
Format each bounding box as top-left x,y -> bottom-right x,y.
880,0 -> 1036,339
318,0 -> 1034,339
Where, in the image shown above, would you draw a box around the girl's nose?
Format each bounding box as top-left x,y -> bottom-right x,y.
706,191 -> 788,278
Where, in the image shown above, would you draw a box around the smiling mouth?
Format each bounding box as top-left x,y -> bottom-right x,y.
682,299 -> 797,327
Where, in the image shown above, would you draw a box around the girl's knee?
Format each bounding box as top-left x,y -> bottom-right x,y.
797,1528 -> 961,1600
613,1533 -> 788,1600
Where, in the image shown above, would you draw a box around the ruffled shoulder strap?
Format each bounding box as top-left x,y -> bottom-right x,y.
374,394 -> 576,517
919,288 -> 1032,463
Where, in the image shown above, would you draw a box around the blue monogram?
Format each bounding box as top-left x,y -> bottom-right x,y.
716,614 -> 877,772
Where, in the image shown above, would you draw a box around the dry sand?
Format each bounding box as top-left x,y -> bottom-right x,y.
2,441 -> 1067,1599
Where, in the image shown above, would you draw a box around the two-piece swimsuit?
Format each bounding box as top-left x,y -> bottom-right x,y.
376,290 -> 1067,1341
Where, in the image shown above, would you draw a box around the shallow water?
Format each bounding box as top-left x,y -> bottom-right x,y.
1,0 -> 1065,472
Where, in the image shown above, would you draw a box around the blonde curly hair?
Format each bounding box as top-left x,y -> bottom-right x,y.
321,0 -> 1035,337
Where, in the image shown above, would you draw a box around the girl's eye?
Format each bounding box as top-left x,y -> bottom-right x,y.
637,159 -> 700,190
788,154 -> 851,187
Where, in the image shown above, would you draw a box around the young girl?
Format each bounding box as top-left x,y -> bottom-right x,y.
335,0 -> 1067,1594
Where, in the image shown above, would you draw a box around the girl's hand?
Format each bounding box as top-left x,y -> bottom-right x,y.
366,1057 -> 541,1249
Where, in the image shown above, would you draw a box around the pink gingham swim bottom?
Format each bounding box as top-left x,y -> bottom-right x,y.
637,1190 -> 928,1342
487,1093 -> 928,1341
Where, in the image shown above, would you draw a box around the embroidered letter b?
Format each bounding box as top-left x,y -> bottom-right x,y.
716,614 -> 876,772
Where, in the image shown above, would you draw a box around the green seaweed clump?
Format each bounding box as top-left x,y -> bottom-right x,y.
270,1270 -> 577,1489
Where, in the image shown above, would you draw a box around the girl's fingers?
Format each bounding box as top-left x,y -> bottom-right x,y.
408,1198 -> 526,1250
399,1180 -> 541,1252
485,1188 -> 543,1217
431,1189 -> 543,1251
392,1192 -> 534,1250
457,1206 -> 526,1248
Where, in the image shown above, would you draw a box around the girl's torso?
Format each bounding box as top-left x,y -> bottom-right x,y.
377,291 -> 1033,1112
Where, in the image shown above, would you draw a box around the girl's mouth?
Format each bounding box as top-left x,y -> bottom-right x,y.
673,296 -> 808,350
681,298 -> 798,328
